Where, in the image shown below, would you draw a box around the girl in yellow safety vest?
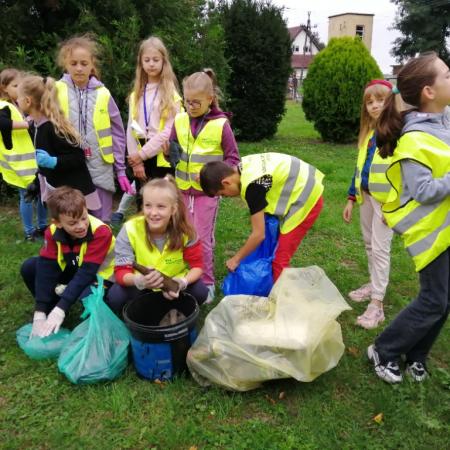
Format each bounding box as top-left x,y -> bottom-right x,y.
367,52 -> 450,385
342,80 -> 394,330
108,175 -> 208,314
0,68 -> 47,241
167,69 -> 240,302
124,36 -> 182,215
56,34 -> 133,223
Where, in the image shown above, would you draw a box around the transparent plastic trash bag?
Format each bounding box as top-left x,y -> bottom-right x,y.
57,277 -> 130,384
187,266 -> 351,391
16,323 -> 71,360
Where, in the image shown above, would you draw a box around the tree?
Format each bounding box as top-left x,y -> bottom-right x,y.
218,0 -> 292,141
302,37 -> 382,143
391,0 -> 450,66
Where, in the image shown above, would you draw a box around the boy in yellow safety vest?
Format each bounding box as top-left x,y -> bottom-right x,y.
21,186 -> 115,338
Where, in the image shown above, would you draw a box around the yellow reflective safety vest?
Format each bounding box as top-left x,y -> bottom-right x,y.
125,215 -> 189,278
0,100 -> 37,188
56,80 -> 114,164
383,132 -> 450,271
174,112 -> 226,191
240,153 -> 324,234
50,214 -> 115,282
129,91 -> 182,168
354,131 -> 392,204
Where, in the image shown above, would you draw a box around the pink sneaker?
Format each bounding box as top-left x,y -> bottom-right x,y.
356,304 -> 385,329
348,283 -> 372,302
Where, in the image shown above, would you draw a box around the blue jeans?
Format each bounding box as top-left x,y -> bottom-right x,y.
18,188 -> 47,236
375,248 -> 450,364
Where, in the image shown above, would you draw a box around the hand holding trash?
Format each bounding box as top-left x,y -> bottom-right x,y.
162,276 -> 188,300
133,269 -> 164,290
41,306 -> 65,337
30,311 -> 47,338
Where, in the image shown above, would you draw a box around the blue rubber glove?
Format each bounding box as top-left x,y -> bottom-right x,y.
36,149 -> 57,169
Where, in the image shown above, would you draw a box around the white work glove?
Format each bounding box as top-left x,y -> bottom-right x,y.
30,311 -> 47,338
41,306 -> 65,337
162,277 -> 188,300
133,271 -> 164,290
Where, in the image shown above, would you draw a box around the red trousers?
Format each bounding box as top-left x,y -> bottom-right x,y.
272,196 -> 323,281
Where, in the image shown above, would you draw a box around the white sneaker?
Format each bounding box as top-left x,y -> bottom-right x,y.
204,285 -> 215,304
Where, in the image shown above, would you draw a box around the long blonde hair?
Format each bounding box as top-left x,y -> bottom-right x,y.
57,34 -> 101,80
141,175 -> 196,251
0,68 -> 21,102
20,75 -> 80,146
358,82 -> 391,148
131,36 -> 179,119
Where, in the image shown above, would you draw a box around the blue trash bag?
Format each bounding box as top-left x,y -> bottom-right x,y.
16,323 -> 71,360
222,214 -> 279,297
57,277 -> 130,384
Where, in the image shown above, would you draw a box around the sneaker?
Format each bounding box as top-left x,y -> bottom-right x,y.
111,212 -> 124,225
367,344 -> 403,384
348,283 -> 372,302
33,227 -> 47,239
406,362 -> 429,382
204,285 -> 215,304
356,304 -> 385,329
24,233 -> 35,242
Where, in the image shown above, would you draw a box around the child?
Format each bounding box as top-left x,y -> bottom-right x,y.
0,68 -> 46,241
169,69 -> 240,301
342,79 -> 394,329
200,152 -> 324,281
17,75 -> 99,208
21,186 -> 115,338
56,34 -> 133,223
126,36 -> 182,208
367,52 -> 450,384
107,175 -> 208,313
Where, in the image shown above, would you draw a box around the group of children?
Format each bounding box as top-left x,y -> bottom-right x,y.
0,32 -> 448,386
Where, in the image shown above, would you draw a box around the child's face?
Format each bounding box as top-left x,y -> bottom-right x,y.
16,86 -> 31,114
141,47 -> 164,83
143,187 -> 176,236
54,208 -> 89,239
365,94 -> 386,120
429,58 -> 450,108
5,77 -> 20,102
65,46 -> 94,87
216,175 -> 241,197
184,88 -> 213,118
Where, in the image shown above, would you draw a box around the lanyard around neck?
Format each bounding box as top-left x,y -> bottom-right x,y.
72,78 -> 89,142
143,83 -> 159,132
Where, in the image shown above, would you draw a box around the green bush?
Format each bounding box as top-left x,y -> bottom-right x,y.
302,37 -> 383,143
219,0 -> 292,141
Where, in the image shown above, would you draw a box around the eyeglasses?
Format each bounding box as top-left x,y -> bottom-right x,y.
184,99 -> 203,109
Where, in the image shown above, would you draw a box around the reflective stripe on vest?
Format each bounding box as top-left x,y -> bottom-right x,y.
174,112 -> 225,191
125,215 -> 189,278
383,131 -> 450,271
129,91 -> 182,168
368,150 -> 393,204
50,214 -> 115,282
56,81 -> 114,164
240,153 -> 324,234
0,100 -> 37,188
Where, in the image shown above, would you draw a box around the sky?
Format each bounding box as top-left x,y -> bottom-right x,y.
272,0 -> 402,73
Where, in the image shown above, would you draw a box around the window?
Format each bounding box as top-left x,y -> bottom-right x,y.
356,25 -> 364,39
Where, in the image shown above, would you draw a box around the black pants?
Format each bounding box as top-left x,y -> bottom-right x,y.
106,279 -> 209,315
375,248 -> 450,364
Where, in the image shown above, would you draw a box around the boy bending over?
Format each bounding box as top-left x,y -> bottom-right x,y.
21,186 -> 115,338
200,152 -> 324,280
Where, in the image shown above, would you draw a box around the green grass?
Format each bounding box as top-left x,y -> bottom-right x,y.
0,102 -> 449,449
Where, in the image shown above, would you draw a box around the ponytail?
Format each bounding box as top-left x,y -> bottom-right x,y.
183,68 -> 223,110
376,92 -> 403,158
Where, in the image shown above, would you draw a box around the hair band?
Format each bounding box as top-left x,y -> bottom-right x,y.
392,86 -> 400,95
365,79 -> 393,90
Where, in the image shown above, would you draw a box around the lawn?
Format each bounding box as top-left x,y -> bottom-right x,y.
0,102 -> 448,449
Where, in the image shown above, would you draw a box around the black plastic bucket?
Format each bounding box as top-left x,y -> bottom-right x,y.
123,291 -> 199,380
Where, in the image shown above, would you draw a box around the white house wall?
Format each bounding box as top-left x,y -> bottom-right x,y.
291,30 -> 320,55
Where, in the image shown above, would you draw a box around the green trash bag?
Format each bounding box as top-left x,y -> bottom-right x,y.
57,277 -> 130,384
16,323 -> 71,360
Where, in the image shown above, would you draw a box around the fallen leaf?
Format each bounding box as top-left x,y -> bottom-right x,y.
347,347 -> 360,357
279,391 -> 286,400
265,394 -> 276,405
189,446 -> 198,450
373,412 -> 384,424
